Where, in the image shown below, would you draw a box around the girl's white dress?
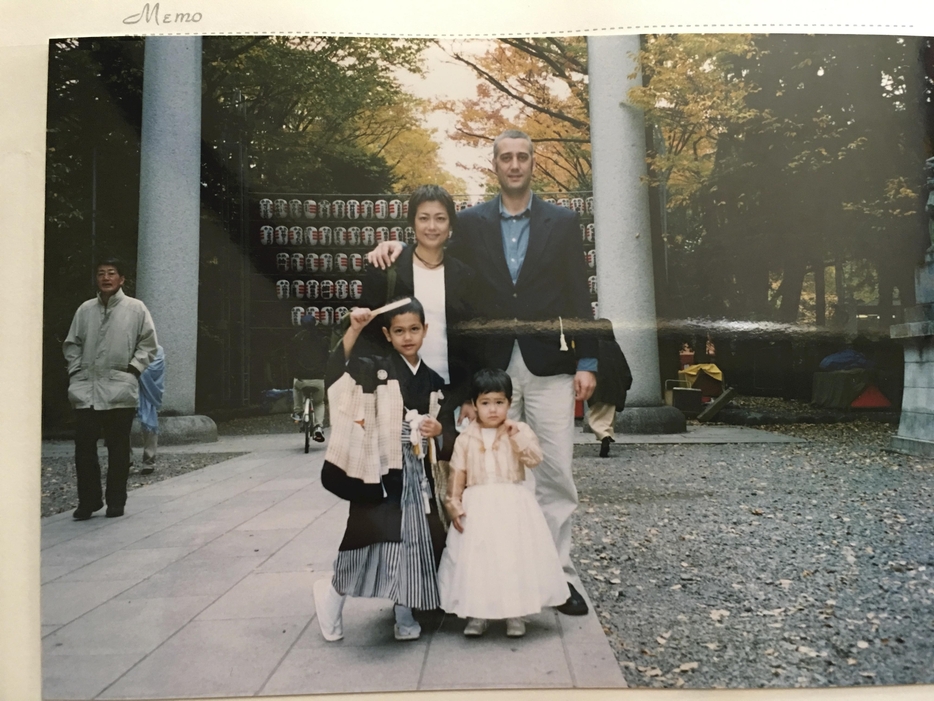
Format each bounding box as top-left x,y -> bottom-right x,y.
438,427 -> 568,619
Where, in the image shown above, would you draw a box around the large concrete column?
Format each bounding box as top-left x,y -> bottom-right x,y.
136,36 -> 216,442
588,35 -> 684,433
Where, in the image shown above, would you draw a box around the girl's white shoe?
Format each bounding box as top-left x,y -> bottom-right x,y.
505,617 -> 526,637
313,579 -> 346,641
463,617 -> 489,637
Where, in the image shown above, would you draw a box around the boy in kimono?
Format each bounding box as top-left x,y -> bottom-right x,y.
313,297 -> 454,642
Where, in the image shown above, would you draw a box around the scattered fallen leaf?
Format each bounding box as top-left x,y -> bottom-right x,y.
704,642 -> 720,650
710,609 -> 730,622
857,641 -> 869,649
860,672 -> 876,678
779,579 -> 792,588
678,662 -> 699,672
847,658 -> 857,665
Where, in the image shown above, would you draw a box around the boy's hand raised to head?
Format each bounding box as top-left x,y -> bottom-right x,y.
366,241 -> 404,270
342,308 -> 374,358
348,307 -> 373,331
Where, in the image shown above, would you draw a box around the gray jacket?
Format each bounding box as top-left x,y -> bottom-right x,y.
63,288 -> 158,410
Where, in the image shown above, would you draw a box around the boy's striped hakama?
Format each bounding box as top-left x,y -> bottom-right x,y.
331,420 -> 440,611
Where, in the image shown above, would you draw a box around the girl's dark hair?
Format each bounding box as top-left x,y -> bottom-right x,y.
471,368 -> 513,402
406,184 -> 457,234
381,295 -> 425,327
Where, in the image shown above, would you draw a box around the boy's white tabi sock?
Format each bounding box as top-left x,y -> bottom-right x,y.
313,579 -> 346,641
394,604 -> 418,628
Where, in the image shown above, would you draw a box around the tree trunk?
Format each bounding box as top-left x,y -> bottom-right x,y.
776,258 -> 808,323
814,260 -> 826,326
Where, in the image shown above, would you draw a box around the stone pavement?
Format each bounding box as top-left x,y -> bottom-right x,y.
40,424 -> 799,699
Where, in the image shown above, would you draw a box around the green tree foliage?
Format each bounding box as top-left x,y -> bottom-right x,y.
634,34 -> 932,323
44,36 -> 455,425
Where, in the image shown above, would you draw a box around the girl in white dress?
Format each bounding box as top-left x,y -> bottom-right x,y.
437,369 -> 568,637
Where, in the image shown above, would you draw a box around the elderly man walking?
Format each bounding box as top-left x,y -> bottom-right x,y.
369,130 -> 597,615
64,257 -> 158,519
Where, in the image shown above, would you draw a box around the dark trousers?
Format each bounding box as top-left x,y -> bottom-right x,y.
74,408 -> 136,509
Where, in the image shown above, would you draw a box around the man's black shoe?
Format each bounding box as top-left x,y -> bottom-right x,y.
105,505 -> 125,518
556,583 -> 588,616
599,436 -> 612,458
73,502 -> 103,521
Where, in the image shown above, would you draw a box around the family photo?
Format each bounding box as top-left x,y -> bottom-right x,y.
35,30 -> 934,699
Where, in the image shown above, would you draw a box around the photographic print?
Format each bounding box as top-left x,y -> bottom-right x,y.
3,3 -> 934,701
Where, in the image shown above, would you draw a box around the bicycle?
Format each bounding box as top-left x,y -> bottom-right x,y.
298,385 -> 325,453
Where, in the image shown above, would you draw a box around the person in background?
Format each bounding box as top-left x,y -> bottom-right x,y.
63,257 -> 157,520
136,344 -> 165,474
585,319 -> 632,458
291,312 -> 330,443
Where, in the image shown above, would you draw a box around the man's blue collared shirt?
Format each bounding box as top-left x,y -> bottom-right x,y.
497,196 -> 597,374
498,196 -> 531,285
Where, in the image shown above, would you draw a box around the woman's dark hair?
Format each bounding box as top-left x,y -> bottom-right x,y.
381,295 -> 425,327
471,368 -> 513,402
406,184 -> 457,235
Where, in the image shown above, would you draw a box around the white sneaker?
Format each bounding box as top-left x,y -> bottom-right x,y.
463,617 -> 488,637
393,604 -> 421,641
313,579 -> 345,641
506,617 -> 526,637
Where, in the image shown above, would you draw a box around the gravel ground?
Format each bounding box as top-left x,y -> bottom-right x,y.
41,451 -> 247,517
574,413 -> 934,689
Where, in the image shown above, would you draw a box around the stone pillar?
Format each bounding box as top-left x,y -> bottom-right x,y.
588,35 -> 684,433
889,251 -> 934,457
136,36 -> 216,442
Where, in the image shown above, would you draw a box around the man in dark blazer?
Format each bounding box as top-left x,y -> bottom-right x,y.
368,130 -> 597,616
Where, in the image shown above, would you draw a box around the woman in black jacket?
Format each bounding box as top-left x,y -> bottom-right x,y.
357,185 -> 478,430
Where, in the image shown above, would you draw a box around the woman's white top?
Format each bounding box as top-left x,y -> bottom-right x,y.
412,263 -> 449,383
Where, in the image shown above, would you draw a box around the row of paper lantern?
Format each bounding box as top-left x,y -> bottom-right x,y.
277,278 -> 362,301
259,195 -> 595,221
264,223 -> 596,248
274,249 -> 595,274
275,252 -> 367,274
291,305 -> 350,327
260,198 -> 413,221
261,225 -> 414,247
545,196 -> 595,216
292,302 -> 598,327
